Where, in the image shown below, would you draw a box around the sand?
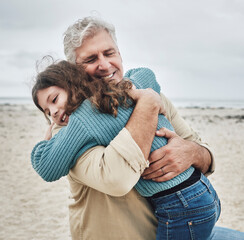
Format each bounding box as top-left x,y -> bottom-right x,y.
0,104 -> 243,239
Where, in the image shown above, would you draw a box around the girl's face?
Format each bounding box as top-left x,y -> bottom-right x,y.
37,86 -> 69,126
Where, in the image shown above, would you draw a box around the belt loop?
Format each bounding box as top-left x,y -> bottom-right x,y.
176,191 -> 188,208
200,176 -> 212,193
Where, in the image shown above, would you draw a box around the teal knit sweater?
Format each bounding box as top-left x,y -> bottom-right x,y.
31,67 -> 194,197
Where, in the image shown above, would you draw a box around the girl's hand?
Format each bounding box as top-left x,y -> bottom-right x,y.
44,122 -> 55,140
128,88 -> 166,115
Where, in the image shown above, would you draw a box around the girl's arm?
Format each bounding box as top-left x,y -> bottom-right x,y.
31,116 -> 96,182
31,86 -> 162,183
31,68 -> 163,183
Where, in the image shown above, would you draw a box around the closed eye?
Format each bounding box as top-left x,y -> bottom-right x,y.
84,58 -> 96,64
105,51 -> 115,57
83,54 -> 97,64
104,48 -> 116,57
52,95 -> 58,103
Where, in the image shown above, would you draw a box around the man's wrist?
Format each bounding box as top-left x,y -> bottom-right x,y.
125,98 -> 159,160
191,142 -> 212,174
137,96 -> 160,113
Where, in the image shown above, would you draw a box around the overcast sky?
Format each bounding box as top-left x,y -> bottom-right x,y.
0,0 -> 244,100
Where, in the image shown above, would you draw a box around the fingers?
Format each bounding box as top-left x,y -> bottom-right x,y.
142,130 -> 194,183
127,88 -> 139,100
148,147 -> 166,164
156,127 -> 177,139
142,165 -> 165,179
142,163 -> 181,182
159,109 -> 166,116
128,88 -> 162,108
44,122 -> 55,140
142,155 -> 165,176
152,172 -> 177,182
142,162 -> 169,179
142,164 -> 178,181
49,122 -> 55,130
148,128 -> 178,164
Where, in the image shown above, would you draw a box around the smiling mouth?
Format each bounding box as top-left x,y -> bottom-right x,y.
60,113 -> 68,123
101,72 -> 115,80
62,114 -> 66,122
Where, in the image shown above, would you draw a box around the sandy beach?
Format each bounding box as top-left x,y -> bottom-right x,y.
0,104 -> 243,239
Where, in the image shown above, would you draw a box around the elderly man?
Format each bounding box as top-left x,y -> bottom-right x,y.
60,17 -> 243,239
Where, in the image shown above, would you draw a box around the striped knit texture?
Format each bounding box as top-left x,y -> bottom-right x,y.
31,67 -> 194,196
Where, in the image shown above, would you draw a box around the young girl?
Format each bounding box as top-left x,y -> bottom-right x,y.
31,60 -> 220,239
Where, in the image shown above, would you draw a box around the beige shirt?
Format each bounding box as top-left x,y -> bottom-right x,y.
54,93 -> 215,240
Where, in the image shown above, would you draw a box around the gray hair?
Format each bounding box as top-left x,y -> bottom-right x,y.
63,16 -> 117,63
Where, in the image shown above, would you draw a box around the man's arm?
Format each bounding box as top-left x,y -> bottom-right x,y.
142,93 -> 214,181
125,88 -> 163,160
68,128 -> 147,196
60,88 -> 162,196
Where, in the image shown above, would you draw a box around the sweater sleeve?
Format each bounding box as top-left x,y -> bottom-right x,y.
31,116 -> 97,182
124,67 -> 161,94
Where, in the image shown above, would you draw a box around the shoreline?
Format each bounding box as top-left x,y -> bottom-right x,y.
1,96 -> 244,109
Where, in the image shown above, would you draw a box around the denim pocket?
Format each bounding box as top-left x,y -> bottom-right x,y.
151,176 -> 221,240
188,212 -> 217,240
154,199 -> 218,240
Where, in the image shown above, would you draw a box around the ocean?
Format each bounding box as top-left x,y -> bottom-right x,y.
1,97 -> 244,109
171,98 -> 244,109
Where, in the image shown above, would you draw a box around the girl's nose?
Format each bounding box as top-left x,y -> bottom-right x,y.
50,107 -> 58,118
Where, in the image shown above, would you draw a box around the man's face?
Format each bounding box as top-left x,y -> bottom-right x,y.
75,30 -> 124,83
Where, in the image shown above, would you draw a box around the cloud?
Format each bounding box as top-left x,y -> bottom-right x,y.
0,0 -> 244,99
0,51 -> 41,68
0,0 -> 71,29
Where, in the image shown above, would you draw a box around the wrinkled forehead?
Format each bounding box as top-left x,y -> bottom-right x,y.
75,30 -> 119,63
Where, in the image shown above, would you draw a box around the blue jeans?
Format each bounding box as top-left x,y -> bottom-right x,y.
149,174 -> 221,240
210,226 -> 244,240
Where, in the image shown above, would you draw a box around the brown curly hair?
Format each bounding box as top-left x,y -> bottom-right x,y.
32,57 -> 134,122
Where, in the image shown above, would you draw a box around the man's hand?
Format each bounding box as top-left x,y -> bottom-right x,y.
141,128 -> 210,182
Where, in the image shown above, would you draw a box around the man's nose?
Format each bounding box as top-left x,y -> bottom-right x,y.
98,56 -> 111,70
